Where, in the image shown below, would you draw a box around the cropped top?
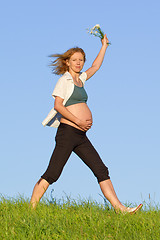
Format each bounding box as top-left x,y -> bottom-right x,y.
42,71 -> 88,128
65,84 -> 88,107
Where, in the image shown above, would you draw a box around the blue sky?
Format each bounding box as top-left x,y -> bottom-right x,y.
0,0 -> 160,206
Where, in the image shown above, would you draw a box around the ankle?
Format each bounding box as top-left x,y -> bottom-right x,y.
113,203 -> 127,212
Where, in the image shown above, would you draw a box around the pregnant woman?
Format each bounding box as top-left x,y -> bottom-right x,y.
30,34 -> 142,213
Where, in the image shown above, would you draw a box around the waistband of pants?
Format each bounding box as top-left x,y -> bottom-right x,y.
59,123 -> 86,135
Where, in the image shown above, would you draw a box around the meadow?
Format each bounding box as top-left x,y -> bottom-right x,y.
0,194 -> 160,240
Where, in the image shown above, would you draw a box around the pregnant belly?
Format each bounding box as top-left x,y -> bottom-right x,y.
60,103 -> 93,131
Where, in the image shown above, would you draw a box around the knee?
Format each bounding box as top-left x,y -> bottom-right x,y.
41,173 -> 60,185
96,166 -> 110,183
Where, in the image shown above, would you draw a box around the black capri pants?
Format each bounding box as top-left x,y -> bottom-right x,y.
41,123 -> 110,184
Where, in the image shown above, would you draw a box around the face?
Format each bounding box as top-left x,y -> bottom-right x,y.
66,52 -> 85,73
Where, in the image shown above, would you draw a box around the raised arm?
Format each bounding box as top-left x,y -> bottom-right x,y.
85,34 -> 109,80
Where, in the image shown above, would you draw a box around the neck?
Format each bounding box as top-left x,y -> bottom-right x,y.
69,69 -> 80,82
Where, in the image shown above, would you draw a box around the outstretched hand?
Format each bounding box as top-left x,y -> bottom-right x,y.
101,34 -> 109,46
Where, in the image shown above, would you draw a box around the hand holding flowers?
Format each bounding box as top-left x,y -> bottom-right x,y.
101,34 -> 110,47
87,24 -> 111,46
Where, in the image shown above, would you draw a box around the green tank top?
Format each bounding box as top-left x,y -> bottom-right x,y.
65,84 -> 88,107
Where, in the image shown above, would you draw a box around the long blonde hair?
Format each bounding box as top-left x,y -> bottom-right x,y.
49,47 -> 86,75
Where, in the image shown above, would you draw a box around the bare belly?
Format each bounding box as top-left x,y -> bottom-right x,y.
60,103 -> 93,131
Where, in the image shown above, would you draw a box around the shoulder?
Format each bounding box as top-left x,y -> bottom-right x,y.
57,72 -> 68,82
52,72 -> 71,98
54,72 -> 69,88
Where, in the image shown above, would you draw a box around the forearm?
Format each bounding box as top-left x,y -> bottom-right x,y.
85,34 -> 109,80
54,104 -> 80,126
92,44 -> 108,70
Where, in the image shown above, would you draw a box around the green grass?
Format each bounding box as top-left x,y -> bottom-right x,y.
0,195 -> 160,240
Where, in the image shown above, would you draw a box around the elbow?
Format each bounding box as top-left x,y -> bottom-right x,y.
54,96 -> 64,112
54,102 -> 63,112
96,66 -> 101,71
96,64 -> 101,71
92,65 -> 100,72
54,103 -> 59,112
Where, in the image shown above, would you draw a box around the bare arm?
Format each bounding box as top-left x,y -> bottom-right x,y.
54,96 -> 92,131
85,34 -> 109,80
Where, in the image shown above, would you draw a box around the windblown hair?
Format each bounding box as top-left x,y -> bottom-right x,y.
49,47 -> 86,75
